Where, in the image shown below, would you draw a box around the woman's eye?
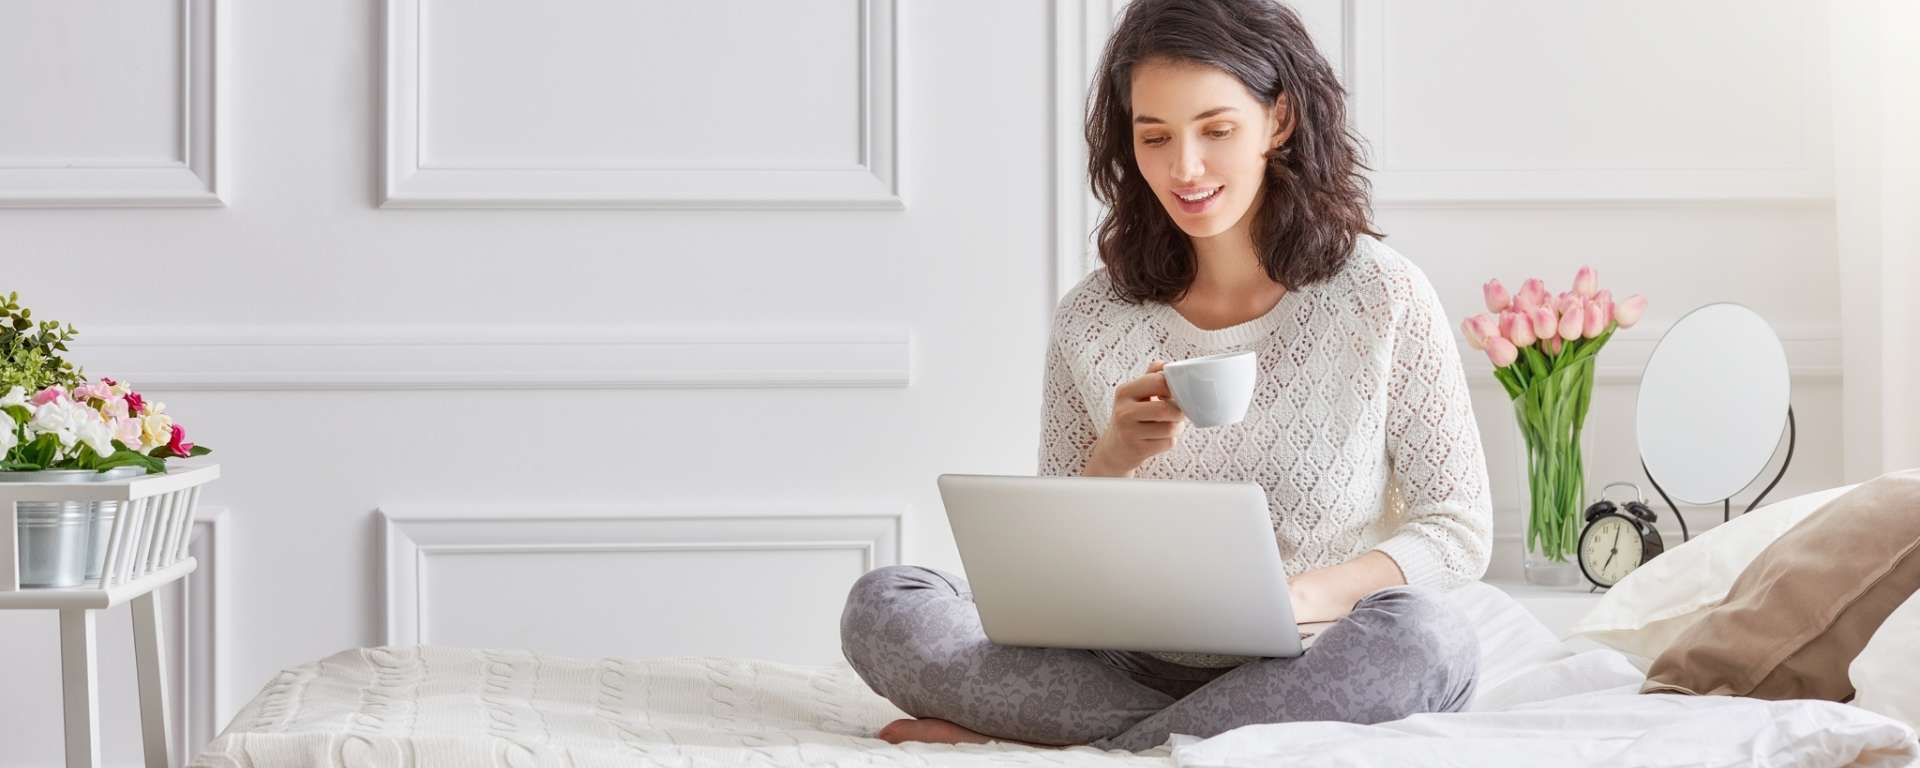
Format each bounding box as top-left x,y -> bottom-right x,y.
1139,130 -> 1226,146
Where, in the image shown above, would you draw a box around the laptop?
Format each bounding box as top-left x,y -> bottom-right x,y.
935,473 -> 1330,659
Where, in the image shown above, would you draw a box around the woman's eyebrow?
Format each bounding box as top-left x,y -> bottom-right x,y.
1134,106 -> 1238,125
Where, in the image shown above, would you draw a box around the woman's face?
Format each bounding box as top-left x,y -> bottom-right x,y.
1128,58 -> 1292,239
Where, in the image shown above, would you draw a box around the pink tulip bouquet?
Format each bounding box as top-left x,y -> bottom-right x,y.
1461,268 -> 1647,566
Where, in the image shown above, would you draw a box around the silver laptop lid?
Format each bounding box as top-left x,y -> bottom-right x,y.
936,473 -> 1306,659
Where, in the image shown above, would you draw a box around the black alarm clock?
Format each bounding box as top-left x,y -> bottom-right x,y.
1576,482 -> 1665,589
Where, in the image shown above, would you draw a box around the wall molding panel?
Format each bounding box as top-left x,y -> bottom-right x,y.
381,0 -> 902,209
0,0 -> 226,207
180,509 -> 230,766
380,502 -> 903,662
1349,0 -> 1832,206
74,325 -> 914,391
1051,0 -> 1121,302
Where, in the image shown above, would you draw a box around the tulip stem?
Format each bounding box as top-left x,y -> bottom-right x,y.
1515,351 -> 1598,564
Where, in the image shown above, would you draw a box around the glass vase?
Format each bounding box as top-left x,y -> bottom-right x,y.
1513,353 -> 1597,588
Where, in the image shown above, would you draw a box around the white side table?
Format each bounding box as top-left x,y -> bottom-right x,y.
1484,578 -> 1608,650
1,464 -> 220,768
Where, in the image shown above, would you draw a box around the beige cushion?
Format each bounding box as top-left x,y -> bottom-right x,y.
1641,468 -> 1920,701
1565,483 -> 1859,666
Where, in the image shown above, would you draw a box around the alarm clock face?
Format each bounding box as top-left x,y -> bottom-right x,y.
1579,515 -> 1644,587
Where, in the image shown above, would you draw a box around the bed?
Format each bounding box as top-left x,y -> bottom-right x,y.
188,582 -> 1919,768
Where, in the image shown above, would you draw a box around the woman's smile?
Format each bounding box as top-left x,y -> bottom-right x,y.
1175,184 -> 1224,214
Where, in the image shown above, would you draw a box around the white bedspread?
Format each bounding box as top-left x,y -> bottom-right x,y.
190,646 -> 1173,767
1171,651 -> 1919,768
1170,583 -> 1920,768
190,583 -> 1920,767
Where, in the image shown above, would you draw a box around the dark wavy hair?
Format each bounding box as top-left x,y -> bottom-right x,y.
1086,0 -> 1382,304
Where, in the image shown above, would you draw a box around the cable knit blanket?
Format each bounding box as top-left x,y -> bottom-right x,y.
189,645 -> 1175,767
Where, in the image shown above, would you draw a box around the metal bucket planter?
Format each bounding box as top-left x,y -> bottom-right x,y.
1,467 -> 147,588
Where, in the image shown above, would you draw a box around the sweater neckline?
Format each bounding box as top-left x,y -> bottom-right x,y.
1150,287 -> 1300,348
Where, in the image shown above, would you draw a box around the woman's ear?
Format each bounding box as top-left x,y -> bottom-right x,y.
1269,91 -> 1296,150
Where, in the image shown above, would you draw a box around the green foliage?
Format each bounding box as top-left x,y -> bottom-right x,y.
87,440 -> 168,473
1510,324 -> 1618,563
13,433 -> 59,468
0,290 -> 85,393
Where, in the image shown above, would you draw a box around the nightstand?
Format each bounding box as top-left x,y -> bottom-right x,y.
1484,578 -> 1608,648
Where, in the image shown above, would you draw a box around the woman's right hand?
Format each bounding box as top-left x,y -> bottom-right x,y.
1084,360 -> 1186,477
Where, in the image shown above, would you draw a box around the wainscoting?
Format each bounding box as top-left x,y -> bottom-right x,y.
382,501 -> 901,665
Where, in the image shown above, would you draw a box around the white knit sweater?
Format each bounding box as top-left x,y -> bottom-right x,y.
1038,235 -> 1493,667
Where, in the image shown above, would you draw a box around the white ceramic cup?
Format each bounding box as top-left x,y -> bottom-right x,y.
1161,350 -> 1259,428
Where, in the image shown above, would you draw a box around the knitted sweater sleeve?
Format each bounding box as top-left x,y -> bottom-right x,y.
1368,263 -> 1496,589
1037,292 -> 1101,478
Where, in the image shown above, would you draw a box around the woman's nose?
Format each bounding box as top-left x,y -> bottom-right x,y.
1171,137 -> 1205,183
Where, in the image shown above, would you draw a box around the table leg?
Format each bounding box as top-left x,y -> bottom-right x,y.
132,592 -> 176,768
59,609 -> 101,768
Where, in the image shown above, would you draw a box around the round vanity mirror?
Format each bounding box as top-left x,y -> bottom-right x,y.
1635,303 -> 1791,506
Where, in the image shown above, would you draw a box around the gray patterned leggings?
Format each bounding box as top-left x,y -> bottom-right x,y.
839,564 -> 1479,752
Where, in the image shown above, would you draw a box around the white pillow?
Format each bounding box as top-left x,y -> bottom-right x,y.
1851,589 -> 1920,728
1564,483 -> 1861,667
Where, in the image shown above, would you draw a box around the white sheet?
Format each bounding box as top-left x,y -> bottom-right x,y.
1171,583 -> 1920,768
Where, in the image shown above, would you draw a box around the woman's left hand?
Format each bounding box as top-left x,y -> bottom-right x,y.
1288,551 -> 1409,624
1288,578 -> 1350,624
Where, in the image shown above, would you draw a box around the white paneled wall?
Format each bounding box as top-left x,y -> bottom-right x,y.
0,1 -> 1853,765
383,0 -> 901,208
1350,0 -> 1831,203
0,0 -> 224,206
1833,0 -> 1920,477
4,1 -> 1012,764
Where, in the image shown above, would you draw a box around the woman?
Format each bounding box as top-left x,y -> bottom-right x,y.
840,0 -> 1491,752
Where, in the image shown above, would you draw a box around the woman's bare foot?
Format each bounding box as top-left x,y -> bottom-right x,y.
875,717 -> 1058,748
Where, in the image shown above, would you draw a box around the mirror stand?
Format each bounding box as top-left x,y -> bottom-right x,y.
1640,405 -> 1796,544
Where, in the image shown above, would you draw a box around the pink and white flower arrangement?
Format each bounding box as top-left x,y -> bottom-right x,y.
1461,266 -> 1647,566
1,291 -> 211,473
1,377 -> 209,473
